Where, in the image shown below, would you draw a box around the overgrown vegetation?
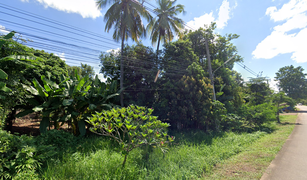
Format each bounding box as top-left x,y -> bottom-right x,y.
0,0 -> 305,178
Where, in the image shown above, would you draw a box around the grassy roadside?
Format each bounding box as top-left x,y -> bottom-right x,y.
204,114 -> 298,180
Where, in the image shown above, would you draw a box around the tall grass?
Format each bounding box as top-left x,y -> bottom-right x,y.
42,131 -> 267,180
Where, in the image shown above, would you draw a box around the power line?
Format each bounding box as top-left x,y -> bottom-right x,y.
0,1 -> 260,79
0,26 -> 105,54
0,18 -> 119,50
0,3 -> 117,42
141,0 -> 260,77
0,10 -> 120,47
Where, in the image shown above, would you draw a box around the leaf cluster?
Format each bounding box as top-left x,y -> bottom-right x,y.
19,73 -> 119,136
87,105 -> 173,166
0,130 -> 55,179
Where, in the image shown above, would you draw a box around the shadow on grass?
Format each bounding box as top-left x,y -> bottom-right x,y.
169,129 -> 226,146
280,122 -> 302,126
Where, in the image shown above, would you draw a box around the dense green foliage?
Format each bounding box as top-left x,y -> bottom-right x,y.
41,130 -> 267,179
20,73 -> 119,136
0,33 -> 68,131
0,130 -> 54,179
87,105 -> 173,166
99,24 -> 272,132
1,0 -> 304,177
275,65 -> 307,100
67,63 -> 95,78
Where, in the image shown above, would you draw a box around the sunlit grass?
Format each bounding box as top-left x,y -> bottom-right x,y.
204,115 -> 297,179
41,130 -> 268,179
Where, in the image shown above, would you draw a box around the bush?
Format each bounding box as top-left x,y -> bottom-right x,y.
87,105 -> 173,167
0,107 -> 7,130
241,103 -> 277,127
220,113 -> 244,131
35,129 -> 77,151
0,130 -> 54,179
210,100 -> 227,131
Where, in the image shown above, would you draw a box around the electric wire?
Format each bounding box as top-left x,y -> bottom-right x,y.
0,26 -> 104,53
141,0 -> 260,77
0,1 -> 260,79
0,3 -> 117,42
0,10 -> 120,46
0,18 -> 119,49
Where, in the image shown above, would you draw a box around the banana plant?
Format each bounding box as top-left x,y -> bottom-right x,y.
18,73 -> 68,133
61,73 -> 120,136
0,32 -> 15,97
0,69 -> 11,94
18,72 -> 120,136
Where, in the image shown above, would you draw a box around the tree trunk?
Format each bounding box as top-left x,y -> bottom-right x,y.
156,33 -> 161,55
122,154 -> 128,167
277,102 -> 280,123
120,28 -> 126,107
5,108 -> 16,131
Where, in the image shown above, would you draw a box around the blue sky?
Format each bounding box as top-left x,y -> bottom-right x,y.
1,0 -> 307,90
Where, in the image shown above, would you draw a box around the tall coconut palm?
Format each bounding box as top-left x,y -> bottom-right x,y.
96,0 -> 152,106
147,0 -> 185,54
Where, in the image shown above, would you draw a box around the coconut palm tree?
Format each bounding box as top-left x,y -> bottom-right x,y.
96,0 -> 152,106
146,0 -> 185,54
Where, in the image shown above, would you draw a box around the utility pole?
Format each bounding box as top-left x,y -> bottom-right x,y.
204,38 -> 216,101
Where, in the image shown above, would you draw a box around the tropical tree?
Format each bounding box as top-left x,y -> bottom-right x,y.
67,63 -> 95,78
146,0 -> 185,54
96,0 -> 152,106
100,43 -> 159,107
275,65 -> 307,100
271,92 -> 295,123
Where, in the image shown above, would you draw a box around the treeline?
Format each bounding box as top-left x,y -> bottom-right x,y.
1,24 -> 305,134
100,23 -> 295,132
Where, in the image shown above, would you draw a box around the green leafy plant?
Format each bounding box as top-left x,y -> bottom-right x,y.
210,100 -> 227,131
270,92 -> 296,123
241,103 -> 277,127
0,130 -> 54,179
87,105 -> 173,167
18,73 -> 119,136
35,129 -> 77,152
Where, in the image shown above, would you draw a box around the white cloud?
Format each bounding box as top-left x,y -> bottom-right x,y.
0,25 -> 9,35
55,52 -> 66,61
253,0 -> 307,63
106,48 -> 120,55
97,74 -> 106,82
186,12 -> 215,30
216,0 -> 231,29
269,79 -> 279,92
186,0 -> 235,30
22,0 -> 102,19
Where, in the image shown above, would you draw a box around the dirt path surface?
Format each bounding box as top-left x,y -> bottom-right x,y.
261,106 -> 307,180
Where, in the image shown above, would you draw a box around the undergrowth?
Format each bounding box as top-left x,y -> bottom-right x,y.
41,130 -> 267,180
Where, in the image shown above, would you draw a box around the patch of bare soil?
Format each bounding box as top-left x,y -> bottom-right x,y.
11,113 -> 69,136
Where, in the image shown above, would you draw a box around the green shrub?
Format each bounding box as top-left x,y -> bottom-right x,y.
12,169 -> 40,180
35,129 -> 77,151
0,107 -> 7,130
220,113 -> 244,131
87,105 -> 173,167
0,130 -> 54,179
210,100 -> 227,131
241,103 -> 277,127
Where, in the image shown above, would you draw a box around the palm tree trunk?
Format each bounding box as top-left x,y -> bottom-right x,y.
155,33 -> 161,77
156,33 -> 161,55
120,29 -> 125,107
